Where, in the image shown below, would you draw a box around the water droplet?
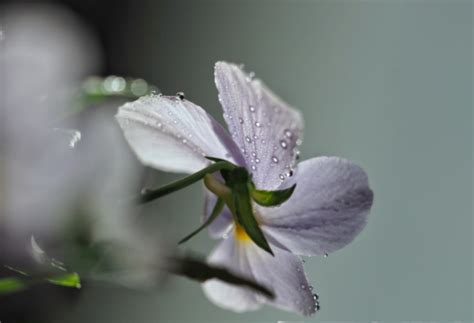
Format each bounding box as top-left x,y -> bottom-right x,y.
313,293 -> 319,300
130,78 -> 148,96
255,158 -> 260,164
309,285 -> 313,291
272,156 -> 279,163
253,135 -> 258,140
261,139 -> 266,144
182,139 -> 187,144
245,136 -> 252,143
251,165 -> 257,171
140,188 -> 151,195
241,148 -> 247,155
324,253 -> 329,258
238,117 -> 244,124
296,138 -> 303,146
246,71 -> 255,82
301,284 -> 306,290
295,151 -> 301,160
255,121 -> 261,127
280,140 -> 288,149
104,76 -> 126,92
288,169 -> 294,177
315,303 -> 321,311
251,151 -> 257,157
53,128 -> 81,148
279,174 -> 285,180
284,129 -> 293,138
249,105 -> 256,112
176,92 -> 185,100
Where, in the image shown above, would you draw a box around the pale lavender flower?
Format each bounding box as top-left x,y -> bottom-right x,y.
116,61 -> 373,316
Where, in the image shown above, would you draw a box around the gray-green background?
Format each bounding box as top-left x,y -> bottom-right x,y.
70,0 -> 472,321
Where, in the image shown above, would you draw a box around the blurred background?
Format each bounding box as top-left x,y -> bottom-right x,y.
0,0 -> 472,322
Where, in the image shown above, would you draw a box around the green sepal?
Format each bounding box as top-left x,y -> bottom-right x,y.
48,272 -> 81,288
0,277 -> 27,295
130,160 -> 236,204
228,168 -> 274,256
249,183 -> 297,207
178,198 -> 225,244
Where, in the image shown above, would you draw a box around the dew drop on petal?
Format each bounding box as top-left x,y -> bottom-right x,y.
313,293 -> 319,300
301,284 -> 306,290
249,105 -> 256,112
251,165 -> 256,171
280,140 -> 288,149
279,174 -> 285,180
255,158 -> 260,164
255,121 -> 261,127
176,92 -> 185,100
238,117 -> 244,124
245,136 -> 252,143
324,253 -> 329,258
284,129 -> 293,138
272,156 -> 279,163
251,151 -> 257,157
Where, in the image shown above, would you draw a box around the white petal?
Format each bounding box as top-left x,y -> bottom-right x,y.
116,95 -> 244,174
202,236 -> 317,316
215,61 -> 304,189
261,157 -> 374,256
202,238 -> 263,312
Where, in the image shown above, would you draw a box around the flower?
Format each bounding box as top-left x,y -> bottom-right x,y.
116,61 -> 373,316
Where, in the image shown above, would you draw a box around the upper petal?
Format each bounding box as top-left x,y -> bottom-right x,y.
202,236 -> 317,316
261,157 -> 374,256
116,94 -> 244,174
215,61 -> 304,190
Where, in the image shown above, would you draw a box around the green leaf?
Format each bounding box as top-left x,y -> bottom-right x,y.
227,169 -> 274,256
0,277 -> 27,295
249,183 -> 296,207
48,272 -> 81,289
171,255 -> 274,299
178,198 -> 225,244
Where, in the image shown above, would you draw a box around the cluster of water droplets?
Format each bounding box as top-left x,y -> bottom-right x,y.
122,91 -> 209,158
296,259 -> 321,315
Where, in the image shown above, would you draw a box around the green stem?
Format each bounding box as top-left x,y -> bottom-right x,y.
132,161 -> 235,204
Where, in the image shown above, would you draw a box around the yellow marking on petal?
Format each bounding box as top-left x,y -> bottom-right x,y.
234,223 -> 251,242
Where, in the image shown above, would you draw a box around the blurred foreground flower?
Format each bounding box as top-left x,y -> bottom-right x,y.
0,5 -> 278,322
116,62 -> 374,315
0,4 -> 161,321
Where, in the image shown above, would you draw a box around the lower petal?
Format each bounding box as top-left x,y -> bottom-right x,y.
202,238 -> 263,312
202,236 -> 318,316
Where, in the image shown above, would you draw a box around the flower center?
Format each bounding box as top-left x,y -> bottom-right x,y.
234,223 -> 251,242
